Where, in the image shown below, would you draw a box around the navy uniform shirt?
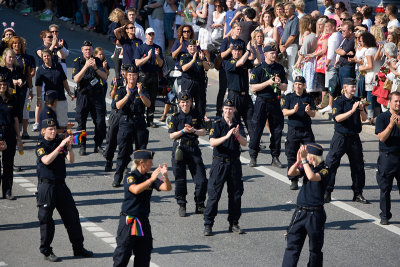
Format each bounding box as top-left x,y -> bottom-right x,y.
209,118 -> 246,158
133,43 -> 164,73
115,86 -> 148,117
219,37 -> 246,67
168,109 -> 205,142
179,53 -> 206,82
35,62 -> 67,101
36,136 -> 67,182
0,95 -> 17,126
332,94 -> 362,134
225,58 -> 253,93
72,57 -> 104,91
121,169 -> 163,218
36,45 -> 61,66
171,39 -> 189,62
38,106 -> 59,131
297,162 -> 329,207
249,61 -> 287,99
282,92 -> 315,128
375,110 -> 400,152
119,37 -> 142,65
16,53 -> 32,82
111,84 -> 125,110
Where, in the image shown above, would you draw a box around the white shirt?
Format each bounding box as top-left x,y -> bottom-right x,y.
326,31 -> 343,64
362,19 -> 372,31
135,22 -> 146,43
388,19 -> 400,30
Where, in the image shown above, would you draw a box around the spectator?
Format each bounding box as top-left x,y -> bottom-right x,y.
49,24 -> 69,75
94,47 -> 110,97
319,0 -> 334,16
361,5 -> 373,30
108,8 -> 125,78
310,10 -> 321,19
210,0 -> 225,48
294,0 -> 305,19
386,43 -> 400,96
336,21 -> 355,89
223,0 -> 236,38
251,29 -> 266,62
126,8 -> 146,43
196,0 -> 214,63
330,1 -> 346,27
350,29 -> 367,99
172,24 -> 196,60
229,0 -> 248,26
260,9 -> 279,45
273,2 -> 284,27
375,12 -> 389,35
352,12 -> 363,27
261,0 -> 274,14
114,21 -> 143,68
145,0 -> 166,51
164,0 -> 178,53
386,4 -> 400,30
239,8 -> 259,44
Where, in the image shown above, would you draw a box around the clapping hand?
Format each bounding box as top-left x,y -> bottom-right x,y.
299,145 -> 308,160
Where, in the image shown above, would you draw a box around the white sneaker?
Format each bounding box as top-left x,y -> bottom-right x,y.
32,123 -> 39,132
319,106 -> 332,113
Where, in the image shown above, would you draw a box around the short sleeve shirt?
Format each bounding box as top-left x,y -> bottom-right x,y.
134,43 -> 164,73
119,37 -> 143,65
250,61 -> 287,98
115,86 -> 149,116
280,15 -> 299,46
35,62 -> 67,101
282,92 -> 315,128
36,137 -> 67,182
209,118 -> 245,158
0,95 -> 17,126
179,53 -> 206,81
375,110 -> 400,152
168,109 -> 205,142
224,58 -> 253,92
332,94 -> 362,134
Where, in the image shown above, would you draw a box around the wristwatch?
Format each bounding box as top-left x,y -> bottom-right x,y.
301,159 -> 308,165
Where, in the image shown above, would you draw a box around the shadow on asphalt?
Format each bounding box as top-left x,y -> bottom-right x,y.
153,244 -> 212,254
59,252 -> 113,260
325,219 -> 369,230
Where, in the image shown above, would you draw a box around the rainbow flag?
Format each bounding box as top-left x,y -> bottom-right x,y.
72,131 -> 87,145
126,216 -> 144,236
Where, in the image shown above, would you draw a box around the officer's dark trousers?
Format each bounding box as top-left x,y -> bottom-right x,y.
104,109 -> 121,161
282,208 -> 326,267
216,68 -> 227,117
325,132 -> 365,194
16,85 -> 28,123
227,90 -> 254,137
181,77 -> 207,118
376,151 -> 400,220
37,182 -> 84,255
204,158 -> 243,226
0,128 -> 16,197
171,142 -> 207,205
113,215 -> 152,267
249,97 -> 284,159
75,92 -> 106,147
139,72 -> 158,125
114,116 -> 149,184
285,126 -> 315,181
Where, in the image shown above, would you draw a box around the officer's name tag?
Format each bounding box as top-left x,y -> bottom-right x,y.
90,78 -> 99,86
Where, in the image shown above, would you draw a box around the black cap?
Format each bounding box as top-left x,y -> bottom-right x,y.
306,143 -> 323,156
294,76 -> 306,84
41,118 -> 57,128
0,74 -> 8,83
134,150 -> 155,159
121,64 -> 130,71
82,40 -> 92,47
187,39 -> 196,45
231,40 -> 244,50
343,77 -> 356,85
178,90 -> 191,101
45,90 -> 58,101
263,43 -> 278,53
126,65 -> 138,73
223,98 -> 235,107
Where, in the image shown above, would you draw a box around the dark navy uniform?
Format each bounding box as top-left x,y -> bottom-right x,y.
248,60 -> 287,161
35,62 -> 67,101
282,157 -> 328,267
179,49 -> 207,118
168,108 -> 207,210
204,116 -> 246,228
325,94 -> 366,198
119,36 -> 142,66
113,86 -> 149,186
0,92 -> 18,198
282,90 -> 316,182
113,153 -> 164,267
375,110 -> 400,223
225,57 -> 254,135
72,56 -> 106,151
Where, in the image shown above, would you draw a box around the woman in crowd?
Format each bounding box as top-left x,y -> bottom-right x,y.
172,25 -> 196,60
251,29 -> 266,63
273,2 -> 284,27
1,25 -> 16,55
107,8 -> 125,78
260,9 -> 279,45
210,0 -> 225,47
384,43 -> 400,108
349,30 -> 367,99
196,0 -> 214,63
114,20 -> 143,68
330,1 -> 346,27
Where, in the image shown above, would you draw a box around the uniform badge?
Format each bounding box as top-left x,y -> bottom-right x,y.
136,43 -> 138,47
209,129 -> 214,136
72,68 -> 75,74
180,59 -> 184,66
127,176 -> 134,184
320,169 -> 328,176
250,74 -> 255,80
114,95 -> 118,100
168,121 -> 173,129
281,99 -> 285,106
332,108 -> 336,115
37,148 -> 45,156
230,59 -> 235,64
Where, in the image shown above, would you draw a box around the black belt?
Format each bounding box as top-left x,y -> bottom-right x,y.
180,139 -> 199,146
258,96 -> 277,102
290,126 -> 312,131
337,132 -> 357,137
40,178 -> 65,185
120,212 -> 148,219
213,156 -> 239,162
121,114 -> 144,120
228,90 -> 247,96
297,205 -> 323,211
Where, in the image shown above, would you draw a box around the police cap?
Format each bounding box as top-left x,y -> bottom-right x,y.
263,43 -> 278,53
126,65 -> 138,74
223,98 -> 235,107
82,40 -> 92,47
231,40 -> 244,50
45,90 -> 58,101
0,74 -> 8,83
306,143 -> 323,156
134,150 -> 155,159
294,76 -> 306,84
42,118 -> 57,128
343,77 -> 356,85
178,90 -> 192,101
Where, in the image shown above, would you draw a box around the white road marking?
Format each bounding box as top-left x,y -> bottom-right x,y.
26,188 -> 37,192
18,183 -> 37,188
13,178 -> 30,183
0,261 -> 8,266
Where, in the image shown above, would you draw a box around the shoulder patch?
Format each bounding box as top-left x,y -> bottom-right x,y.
332,108 -> 336,115
37,148 -> 45,156
74,57 -> 79,62
168,121 -> 173,129
230,59 -> 235,64
114,95 -> 118,101
334,97 -> 338,101
127,176 -> 135,184
281,99 -> 285,106
209,128 -> 214,136
250,73 -> 255,80
320,169 -> 328,176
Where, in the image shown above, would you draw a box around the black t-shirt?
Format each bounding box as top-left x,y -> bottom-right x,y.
249,61 -> 287,98
179,53 -> 206,81
121,169 -> 163,217
209,118 -> 245,158
36,45 -> 61,66
332,94 -> 362,134
239,20 -> 259,44
15,53 -> 32,82
225,58 -> 253,92
282,92 -> 316,128
36,136 -> 67,182
119,36 -> 143,65
168,109 -> 205,142
0,95 -> 17,126
171,39 -> 189,62
338,36 -> 356,66
115,86 -> 149,117
35,62 -> 67,101
71,57 -> 104,92
133,43 -> 164,73
375,110 -> 400,152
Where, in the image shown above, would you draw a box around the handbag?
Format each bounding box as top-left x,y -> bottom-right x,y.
195,17 -> 206,26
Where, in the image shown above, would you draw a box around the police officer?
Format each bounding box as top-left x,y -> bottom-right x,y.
112,66 -> 151,187
72,40 -> 107,156
104,67 -> 128,172
134,28 -> 164,128
0,75 -> 23,200
179,39 -> 210,120
36,118 -> 93,262
38,90 -> 59,132
168,91 -> 208,217
113,150 -> 171,267
248,43 -> 287,168
282,76 -> 316,190
282,143 -> 329,267
203,99 -> 247,236
224,40 -> 259,136
375,91 -> 400,225
324,78 -> 369,204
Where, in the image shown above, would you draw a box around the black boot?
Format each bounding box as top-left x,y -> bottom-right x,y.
195,204 -> 206,214
271,157 -> 284,168
105,160 -> 113,172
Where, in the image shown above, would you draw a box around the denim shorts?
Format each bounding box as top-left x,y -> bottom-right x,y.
164,13 -> 176,40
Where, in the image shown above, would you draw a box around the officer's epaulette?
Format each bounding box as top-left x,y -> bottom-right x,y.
172,112 -> 177,117
334,96 -> 339,101
73,57 -> 80,62
213,119 -> 221,124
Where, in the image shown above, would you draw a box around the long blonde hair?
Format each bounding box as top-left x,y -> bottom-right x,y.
0,48 -> 19,67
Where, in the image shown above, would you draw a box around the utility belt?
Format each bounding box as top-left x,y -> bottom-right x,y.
380,150 -> 400,156
289,125 -> 312,131
120,212 -> 147,236
40,178 -> 65,185
257,96 -> 277,102
336,132 -> 358,137
75,79 -> 103,95
213,155 -> 239,163
121,114 -> 144,121
296,205 -> 323,211
228,90 -> 248,96
177,139 -> 199,147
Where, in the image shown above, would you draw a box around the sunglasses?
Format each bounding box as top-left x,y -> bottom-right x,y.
215,5 -> 222,7
126,27 -> 135,29
335,7 -> 341,10
50,30 -> 59,33
147,32 -> 155,36
340,18 -> 345,21
183,30 -> 191,33
46,36 -> 53,39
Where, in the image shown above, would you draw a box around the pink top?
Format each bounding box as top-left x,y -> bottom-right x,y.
315,32 -> 331,73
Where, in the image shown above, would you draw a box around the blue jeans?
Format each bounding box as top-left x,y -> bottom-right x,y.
339,64 -> 356,89
366,91 -> 377,119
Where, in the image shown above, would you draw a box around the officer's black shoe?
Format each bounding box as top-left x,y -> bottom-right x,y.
353,194 -> 370,204
324,192 -> 331,203
44,252 -> 60,262
73,248 -> 93,258
271,157 -> 284,168
195,204 -> 206,214
105,160 -> 113,172
229,224 -> 244,234
380,218 -> 389,225
94,145 -> 104,154
178,205 -> 186,217
249,157 -> 257,167
79,146 -> 86,156
5,194 -> 16,200
149,122 -> 158,128
204,225 -> 212,236
112,181 -> 120,188
290,180 -> 299,190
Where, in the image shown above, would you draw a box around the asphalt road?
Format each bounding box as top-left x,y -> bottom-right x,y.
0,6 -> 399,267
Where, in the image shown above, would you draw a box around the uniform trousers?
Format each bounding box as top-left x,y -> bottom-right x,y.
139,72 -> 158,125
0,127 -> 16,197
282,208 -> 326,267
37,182 -> 84,255
171,142 -> 207,205
204,158 -> 243,226
227,90 -> 254,137
104,109 -> 121,161
181,77 -> 206,118
325,132 -> 365,195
